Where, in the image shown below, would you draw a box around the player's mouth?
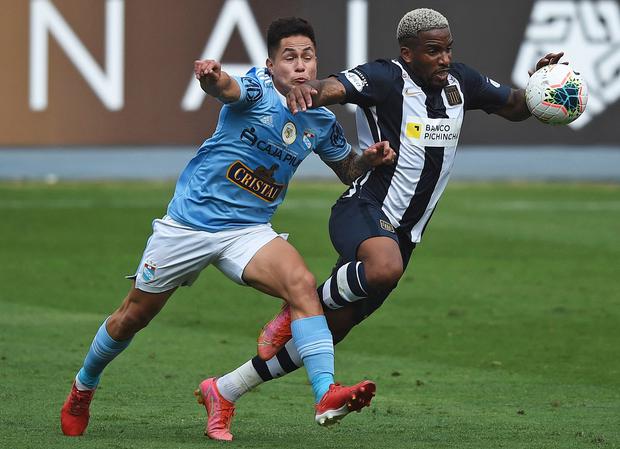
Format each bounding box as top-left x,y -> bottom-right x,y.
433,69 -> 449,82
293,77 -> 308,84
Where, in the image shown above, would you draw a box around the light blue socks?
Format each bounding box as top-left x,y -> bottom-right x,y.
291,315 -> 334,403
76,318 -> 132,390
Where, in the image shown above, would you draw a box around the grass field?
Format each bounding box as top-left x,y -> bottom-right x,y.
0,180 -> 619,449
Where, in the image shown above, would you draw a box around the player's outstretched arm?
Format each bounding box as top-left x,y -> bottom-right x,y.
326,141 -> 396,185
287,77 -> 347,114
194,59 -> 241,103
494,51 -> 566,122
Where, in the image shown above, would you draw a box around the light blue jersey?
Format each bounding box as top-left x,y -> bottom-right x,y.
167,67 -> 351,232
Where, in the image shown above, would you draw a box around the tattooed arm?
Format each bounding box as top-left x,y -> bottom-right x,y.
326,141 -> 395,185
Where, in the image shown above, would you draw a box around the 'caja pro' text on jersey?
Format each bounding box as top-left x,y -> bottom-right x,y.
168,67 -> 351,232
336,59 -> 510,243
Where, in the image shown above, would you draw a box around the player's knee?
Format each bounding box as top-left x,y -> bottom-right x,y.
115,308 -> 152,335
109,296 -> 158,338
365,259 -> 403,291
288,267 -> 317,297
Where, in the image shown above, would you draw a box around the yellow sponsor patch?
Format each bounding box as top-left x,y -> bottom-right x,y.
406,122 -> 422,139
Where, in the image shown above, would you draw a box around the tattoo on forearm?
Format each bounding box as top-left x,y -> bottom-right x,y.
327,154 -> 371,185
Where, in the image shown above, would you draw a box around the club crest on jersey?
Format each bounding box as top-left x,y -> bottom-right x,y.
142,261 -> 157,282
226,161 -> 284,202
282,121 -> 297,145
303,129 -> 316,150
444,85 -> 462,106
379,219 -> 395,233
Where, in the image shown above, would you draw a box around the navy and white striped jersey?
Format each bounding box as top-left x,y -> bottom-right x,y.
335,58 -> 511,243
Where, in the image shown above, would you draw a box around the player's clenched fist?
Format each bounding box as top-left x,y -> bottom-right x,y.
362,141 -> 396,167
194,59 -> 222,82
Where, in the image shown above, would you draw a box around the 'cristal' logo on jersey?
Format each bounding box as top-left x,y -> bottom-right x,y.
512,0 -> 620,129
226,161 -> 284,202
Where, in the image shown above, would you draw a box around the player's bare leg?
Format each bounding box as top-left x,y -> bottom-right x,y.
201,236 -> 374,432
258,236 -> 403,358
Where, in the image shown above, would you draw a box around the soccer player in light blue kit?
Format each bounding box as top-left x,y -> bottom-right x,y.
60,17 -> 395,440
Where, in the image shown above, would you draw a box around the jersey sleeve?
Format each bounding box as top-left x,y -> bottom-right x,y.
227,67 -> 270,110
451,63 -> 511,113
333,60 -> 397,107
313,112 -> 352,162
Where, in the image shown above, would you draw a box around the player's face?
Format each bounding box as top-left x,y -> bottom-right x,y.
401,28 -> 453,89
267,35 -> 317,95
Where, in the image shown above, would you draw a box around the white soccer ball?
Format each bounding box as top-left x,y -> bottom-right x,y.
525,64 -> 588,125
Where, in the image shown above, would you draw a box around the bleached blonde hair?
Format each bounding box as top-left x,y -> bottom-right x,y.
397,8 -> 450,44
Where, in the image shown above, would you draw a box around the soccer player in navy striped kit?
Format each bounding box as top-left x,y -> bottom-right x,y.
206,8 -> 567,430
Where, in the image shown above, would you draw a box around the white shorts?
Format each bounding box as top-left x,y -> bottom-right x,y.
129,216 -> 286,293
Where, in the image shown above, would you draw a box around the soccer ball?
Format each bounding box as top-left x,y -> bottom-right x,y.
525,64 -> 588,125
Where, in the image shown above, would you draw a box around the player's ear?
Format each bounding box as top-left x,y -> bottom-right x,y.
400,46 -> 413,63
266,58 -> 274,75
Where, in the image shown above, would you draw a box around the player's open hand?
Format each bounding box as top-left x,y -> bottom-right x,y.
194,59 -> 222,82
286,84 -> 318,114
528,52 -> 569,76
362,141 -> 396,167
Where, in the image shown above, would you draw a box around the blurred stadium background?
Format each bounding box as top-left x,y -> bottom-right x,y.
1,0 -> 618,180
1,2 -> 619,449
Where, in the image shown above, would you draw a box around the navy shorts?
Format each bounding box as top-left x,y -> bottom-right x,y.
327,195 -> 415,323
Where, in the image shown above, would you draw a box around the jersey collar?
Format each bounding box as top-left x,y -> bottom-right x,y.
274,86 -> 288,107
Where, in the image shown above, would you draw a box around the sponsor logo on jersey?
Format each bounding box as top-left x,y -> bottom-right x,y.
282,121 -> 297,145
226,161 -> 284,202
444,85 -> 463,106
241,76 -> 263,102
240,126 -> 302,167
405,117 -> 462,146
406,122 -> 422,139
379,219 -> 395,233
343,68 -> 368,92
259,115 -> 274,128
486,77 -> 501,88
512,0 -> 620,129
142,261 -> 157,282
404,87 -> 422,96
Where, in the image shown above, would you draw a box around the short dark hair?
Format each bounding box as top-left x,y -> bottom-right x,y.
267,17 -> 316,58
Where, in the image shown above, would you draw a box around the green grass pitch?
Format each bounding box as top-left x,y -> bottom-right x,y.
0,180 -> 618,449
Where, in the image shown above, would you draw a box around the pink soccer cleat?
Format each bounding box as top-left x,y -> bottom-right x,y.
257,302 -> 292,361
60,382 -> 96,436
315,380 -> 376,426
194,377 -> 235,441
